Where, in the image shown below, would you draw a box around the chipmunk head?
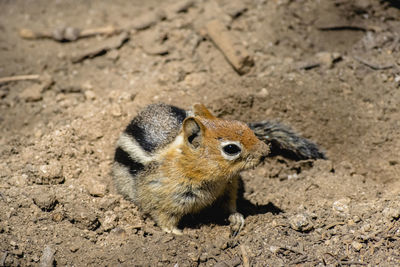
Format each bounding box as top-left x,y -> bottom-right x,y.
179,104 -> 270,181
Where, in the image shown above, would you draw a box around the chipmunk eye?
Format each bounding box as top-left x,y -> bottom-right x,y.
222,144 -> 241,156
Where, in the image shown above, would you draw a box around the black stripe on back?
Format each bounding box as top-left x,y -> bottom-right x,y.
114,147 -> 144,176
170,105 -> 187,124
125,121 -> 157,152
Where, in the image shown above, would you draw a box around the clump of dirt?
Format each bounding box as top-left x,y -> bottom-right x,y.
1,0 -> 399,266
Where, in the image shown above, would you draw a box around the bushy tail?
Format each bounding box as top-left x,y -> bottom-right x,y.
248,121 -> 326,160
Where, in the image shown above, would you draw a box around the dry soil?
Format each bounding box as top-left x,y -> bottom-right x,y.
0,0 -> 400,266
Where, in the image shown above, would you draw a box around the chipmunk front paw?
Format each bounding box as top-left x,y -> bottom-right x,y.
228,212 -> 244,237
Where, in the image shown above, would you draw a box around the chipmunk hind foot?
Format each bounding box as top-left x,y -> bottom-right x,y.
229,212 -> 245,237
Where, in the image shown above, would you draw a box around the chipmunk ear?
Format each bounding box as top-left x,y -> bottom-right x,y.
183,117 -> 204,149
192,103 -> 215,119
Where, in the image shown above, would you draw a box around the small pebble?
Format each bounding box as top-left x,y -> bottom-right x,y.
39,245 -> 55,267
84,90 -> 96,100
52,212 -> 64,222
84,176 -> 108,197
32,191 -> 57,211
101,211 -> 118,231
38,159 -> 64,185
19,84 -> 43,102
332,198 -> 350,214
289,213 -> 314,232
8,175 -> 27,187
69,243 -> 80,253
269,245 -> 280,253
382,207 -> 400,220
351,241 -> 363,251
111,104 -> 122,117
66,205 -> 100,231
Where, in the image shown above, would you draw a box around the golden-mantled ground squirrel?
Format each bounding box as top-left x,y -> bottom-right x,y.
112,103 -> 324,235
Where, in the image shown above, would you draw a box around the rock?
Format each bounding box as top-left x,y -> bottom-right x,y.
183,73 -> 206,88
84,90 -> 96,101
84,175 -> 108,197
332,198 -> 351,214
351,241 -> 363,251
352,0 -> 372,12
18,74 -> 53,102
110,227 -> 127,238
269,245 -> 280,253
39,245 -> 55,267
8,175 -> 28,187
313,159 -> 334,173
106,49 -> 120,61
360,223 -> 372,233
110,103 -> 122,117
315,52 -> 341,69
71,32 -> 129,63
131,9 -> 166,30
165,0 -> 194,19
98,196 -> 120,211
32,191 -> 57,211
69,243 -> 80,253
38,159 -> 64,185
19,84 -> 43,102
86,124 -> 104,140
101,211 -> 118,231
223,1 -> 247,18
66,205 -> 100,231
140,29 -> 169,56
289,213 -> 314,232
52,211 -> 64,222
382,207 -> 400,220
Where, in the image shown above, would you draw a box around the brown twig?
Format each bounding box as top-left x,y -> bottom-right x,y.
205,19 -> 254,75
240,245 -> 250,267
324,221 -> 345,230
339,261 -> 367,265
318,25 -> 368,32
354,56 -> 394,70
19,25 -> 120,42
71,31 -> 129,63
281,246 -> 305,256
0,74 -> 40,84
1,252 -> 8,266
289,255 -> 309,265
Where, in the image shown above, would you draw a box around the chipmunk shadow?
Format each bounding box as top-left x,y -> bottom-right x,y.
179,176 -> 283,229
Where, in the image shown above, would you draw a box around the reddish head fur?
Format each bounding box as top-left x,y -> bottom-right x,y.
161,104 -> 270,185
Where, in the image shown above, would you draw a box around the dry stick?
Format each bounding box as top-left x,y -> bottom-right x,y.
19,25 -> 120,42
80,25 -> 119,37
71,31 -> 129,63
318,25 -> 368,32
324,221 -> 345,230
0,74 -> 40,84
240,245 -> 250,267
0,252 -> 8,266
354,56 -> 394,70
339,261 -> 367,266
289,255 -> 309,265
281,246 -> 305,256
205,20 -> 254,75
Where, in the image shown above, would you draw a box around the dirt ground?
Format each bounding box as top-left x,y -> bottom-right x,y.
1,0 -> 400,266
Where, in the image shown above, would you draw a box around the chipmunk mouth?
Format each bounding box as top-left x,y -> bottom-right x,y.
244,156 -> 262,170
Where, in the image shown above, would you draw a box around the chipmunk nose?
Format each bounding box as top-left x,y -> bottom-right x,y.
260,140 -> 270,156
251,140 -> 270,163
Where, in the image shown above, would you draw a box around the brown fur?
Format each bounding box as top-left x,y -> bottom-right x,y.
113,103 -> 269,234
